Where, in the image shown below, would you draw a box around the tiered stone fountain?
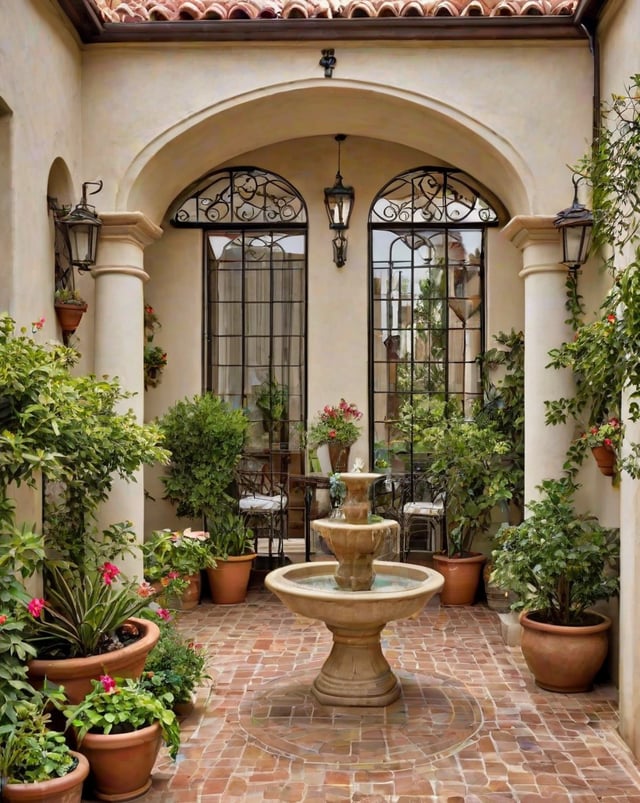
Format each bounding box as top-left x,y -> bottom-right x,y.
265,472 -> 444,707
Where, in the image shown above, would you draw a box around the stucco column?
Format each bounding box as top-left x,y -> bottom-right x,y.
502,216 -> 574,504
92,212 -> 163,579
619,409 -> 640,758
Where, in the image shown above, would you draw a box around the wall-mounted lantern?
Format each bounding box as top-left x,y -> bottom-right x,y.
324,134 -> 354,268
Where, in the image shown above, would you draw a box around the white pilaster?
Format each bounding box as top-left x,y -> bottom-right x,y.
91,212 -> 163,579
502,215 -> 575,504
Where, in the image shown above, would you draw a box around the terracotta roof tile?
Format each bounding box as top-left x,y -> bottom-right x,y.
93,0 -> 579,22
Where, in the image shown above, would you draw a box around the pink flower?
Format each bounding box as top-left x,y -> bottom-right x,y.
137,581 -> 155,598
183,528 -> 209,541
157,608 -> 171,621
167,571 -> 180,580
100,562 -> 120,585
100,675 -> 117,693
328,429 -> 337,439
27,598 -> 46,617
604,438 -> 613,447
31,317 -> 45,333
0,614 -> 7,626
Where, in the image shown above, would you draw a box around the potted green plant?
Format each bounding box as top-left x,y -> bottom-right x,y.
0,689 -> 90,802
205,511 -> 256,604
159,393 -> 249,523
63,674 -> 180,801
580,417 -> 622,477
140,618 -> 211,715
143,528 -> 217,610
307,398 -> 363,472
398,396 -> 512,604
491,477 -> 619,692
254,377 -> 289,438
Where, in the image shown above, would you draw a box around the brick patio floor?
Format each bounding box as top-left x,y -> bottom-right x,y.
131,571 -> 640,803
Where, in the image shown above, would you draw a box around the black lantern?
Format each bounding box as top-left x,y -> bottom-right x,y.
57,180 -> 103,271
554,174 -> 593,271
324,134 -> 354,267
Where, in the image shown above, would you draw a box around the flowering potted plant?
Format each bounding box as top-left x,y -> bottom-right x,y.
143,528 -> 217,610
0,689 -> 90,802
580,417 -> 622,476
63,674 -> 180,801
307,398 -> 363,472
140,618 -> 211,714
25,560 -> 161,703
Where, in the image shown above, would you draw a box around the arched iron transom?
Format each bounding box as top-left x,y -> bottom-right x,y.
171,167 -> 307,227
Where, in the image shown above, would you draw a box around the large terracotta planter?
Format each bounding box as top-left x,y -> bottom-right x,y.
519,610 -> 612,693
77,722 -> 162,801
432,553 -> 486,606
206,554 -> 256,604
2,751 -> 89,802
27,617 -> 160,704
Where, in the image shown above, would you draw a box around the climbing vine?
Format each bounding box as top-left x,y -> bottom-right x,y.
545,74 -> 640,479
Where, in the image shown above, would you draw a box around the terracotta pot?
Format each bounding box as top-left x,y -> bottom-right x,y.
77,722 -> 162,801
206,554 -> 256,604
1,751 -> 89,802
519,610 -> 612,693
151,573 -> 201,611
173,698 -> 195,718
432,553 -> 486,606
27,618 -> 160,704
328,443 -> 351,473
54,302 -> 87,335
591,445 -> 616,476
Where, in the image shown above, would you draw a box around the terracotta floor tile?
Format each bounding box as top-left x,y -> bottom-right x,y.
97,583 -> 640,802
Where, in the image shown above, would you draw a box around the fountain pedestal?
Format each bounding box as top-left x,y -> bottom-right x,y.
265,473 -> 444,707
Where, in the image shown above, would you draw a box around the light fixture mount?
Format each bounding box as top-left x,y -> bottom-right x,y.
554,174 -> 594,272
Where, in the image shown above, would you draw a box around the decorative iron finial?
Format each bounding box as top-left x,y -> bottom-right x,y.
319,48 -> 336,78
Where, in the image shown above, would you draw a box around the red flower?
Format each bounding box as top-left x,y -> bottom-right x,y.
27,598 -> 46,617
328,429 -> 337,439
167,571 -> 180,579
607,314 -> 616,323
100,562 -> 120,585
604,438 -> 613,447
99,674 -> 117,693
0,614 -> 7,626
157,608 -> 171,621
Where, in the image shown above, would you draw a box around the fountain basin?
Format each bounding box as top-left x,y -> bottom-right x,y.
265,560 -> 444,706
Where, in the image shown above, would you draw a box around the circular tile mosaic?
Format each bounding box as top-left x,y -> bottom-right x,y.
238,670 -> 483,770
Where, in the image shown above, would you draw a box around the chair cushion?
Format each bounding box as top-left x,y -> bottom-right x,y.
403,501 -> 444,517
239,493 -> 287,512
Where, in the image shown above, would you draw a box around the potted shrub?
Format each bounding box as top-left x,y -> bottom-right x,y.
491,477 -> 620,692
140,618 -> 211,716
63,674 -> 180,801
143,527 -> 217,611
398,397 -> 512,604
205,511 -> 256,604
0,689 -> 90,802
307,398 -> 363,472
159,393 -> 249,523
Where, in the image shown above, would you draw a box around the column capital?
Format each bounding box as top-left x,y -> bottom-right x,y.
99,211 -> 163,249
502,215 -> 558,250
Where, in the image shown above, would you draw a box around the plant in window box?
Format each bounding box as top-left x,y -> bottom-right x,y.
143,528 -> 217,611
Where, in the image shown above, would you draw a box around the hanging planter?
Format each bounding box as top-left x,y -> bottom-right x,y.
54,289 -> 87,342
591,445 -> 616,476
